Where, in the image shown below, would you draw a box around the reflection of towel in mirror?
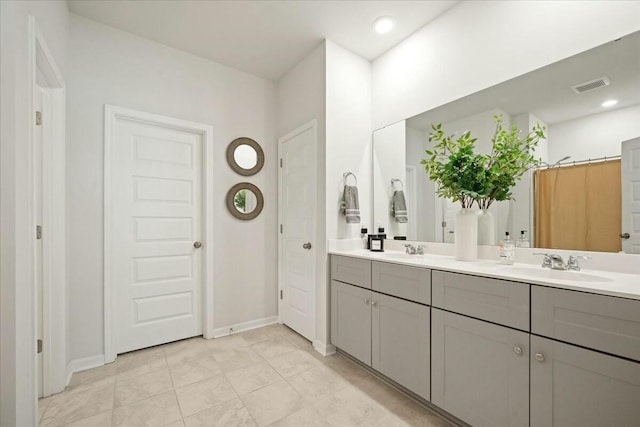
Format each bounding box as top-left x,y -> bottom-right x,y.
392,190 -> 408,223
340,185 -> 360,224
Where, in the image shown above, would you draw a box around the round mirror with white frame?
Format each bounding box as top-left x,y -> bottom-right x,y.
226,137 -> 264,176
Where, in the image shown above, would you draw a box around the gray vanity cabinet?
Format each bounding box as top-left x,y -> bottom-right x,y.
330,255 -> 430,399
432,308 -> 529,427
530,335 -> 640,427
330,280 -> 372,365
371,292 -> 430,400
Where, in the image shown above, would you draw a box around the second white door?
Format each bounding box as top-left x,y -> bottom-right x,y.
622,137 -> 640,254
110,111 -> 204,354
279,121 -> 317,341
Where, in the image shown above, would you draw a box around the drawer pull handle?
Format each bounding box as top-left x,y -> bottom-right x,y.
363,298 -> 369,305
535,353 -> 545,363
513,346 -> 523,356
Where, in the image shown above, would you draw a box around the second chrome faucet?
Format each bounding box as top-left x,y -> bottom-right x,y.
534,253 -> 591,271
404,244 -> 425,255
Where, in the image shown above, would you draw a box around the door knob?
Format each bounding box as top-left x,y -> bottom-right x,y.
193,241 -> 202,249
302,242 -> 312,250
513,346 -> 523,356
620,233 -> 630,239
535,353 -> 545,362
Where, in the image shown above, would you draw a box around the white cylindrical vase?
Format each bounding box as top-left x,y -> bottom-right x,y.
477,209 -> 496,246
455,208 -> 478,261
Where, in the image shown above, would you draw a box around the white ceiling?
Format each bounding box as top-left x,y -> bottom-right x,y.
407,31 -> 640,129
67,0 -> 458,81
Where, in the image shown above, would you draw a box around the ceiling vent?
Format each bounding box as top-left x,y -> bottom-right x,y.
571,76 -> 611,94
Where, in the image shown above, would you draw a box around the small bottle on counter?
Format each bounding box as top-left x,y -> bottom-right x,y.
369,236 -> 384,252
499,232 -> 515,265
515,230 -> 530,248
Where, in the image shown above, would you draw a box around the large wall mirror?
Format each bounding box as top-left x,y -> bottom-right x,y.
373,31 -> 640,254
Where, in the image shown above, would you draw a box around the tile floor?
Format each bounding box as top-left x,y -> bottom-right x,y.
38,324 -> 452,427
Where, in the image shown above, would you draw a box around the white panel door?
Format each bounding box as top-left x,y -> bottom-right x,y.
622,137 -> 640,253
279,122 -> 316,341
112,116 -> 203,354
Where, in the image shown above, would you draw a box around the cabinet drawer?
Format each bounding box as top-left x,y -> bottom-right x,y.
372,262 -> 431,305
532,286 -> 640,362
432,270 -> 529,331
331,255 -> 371,288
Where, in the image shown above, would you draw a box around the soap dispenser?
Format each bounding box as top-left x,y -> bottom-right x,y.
515,230 -> 530,248
499,232 -> 514,265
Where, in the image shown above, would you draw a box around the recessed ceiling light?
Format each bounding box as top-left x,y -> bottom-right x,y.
373,17 -> 395,34
601,99 -> 618,107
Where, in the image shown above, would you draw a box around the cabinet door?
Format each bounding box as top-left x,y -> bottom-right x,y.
371,292 -> 430,400
432,309 -> 529,427
531,335 -> 640,427
330,280 -> 371,365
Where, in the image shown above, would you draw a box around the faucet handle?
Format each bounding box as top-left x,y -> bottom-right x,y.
533,253 -> 552,268
567,255 -> 591,271
416,245 -> 425,255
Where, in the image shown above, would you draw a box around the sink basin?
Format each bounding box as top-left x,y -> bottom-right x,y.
503,267 -> 612,283
378,252 -> 426,260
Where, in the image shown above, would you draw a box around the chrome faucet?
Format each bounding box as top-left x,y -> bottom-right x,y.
404,244 -> 425,255
534,253 -> 592,271
534,253 -> 567,270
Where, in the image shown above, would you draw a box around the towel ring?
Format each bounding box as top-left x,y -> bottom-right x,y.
343,172 -> 357,186
391,178 -> 404,191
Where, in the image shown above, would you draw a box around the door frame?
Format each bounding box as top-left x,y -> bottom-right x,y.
277,119 -> 317,339
28,16 -> 67,398
103,105 -> 214,363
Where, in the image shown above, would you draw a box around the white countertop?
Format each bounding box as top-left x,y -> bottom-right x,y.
329,249 -> 640,301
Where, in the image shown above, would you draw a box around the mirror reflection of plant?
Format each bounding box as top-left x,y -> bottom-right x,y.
234,190 -> 246,211
479,115 -> 545,209
421,124 -> 486,208
421,115 -> 545,210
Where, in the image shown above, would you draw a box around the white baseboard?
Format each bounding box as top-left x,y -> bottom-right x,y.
313,339 -> 336,356
212,315 -> 279,338
65,354 -> 105,386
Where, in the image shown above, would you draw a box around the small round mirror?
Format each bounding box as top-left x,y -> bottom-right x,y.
234,144 -> 258,170
226,183 -> 264,220
226,137 -> 264,176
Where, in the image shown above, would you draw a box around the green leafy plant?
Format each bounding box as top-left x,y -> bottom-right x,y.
234,190 -> 246,211
421,115 -> 545,209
